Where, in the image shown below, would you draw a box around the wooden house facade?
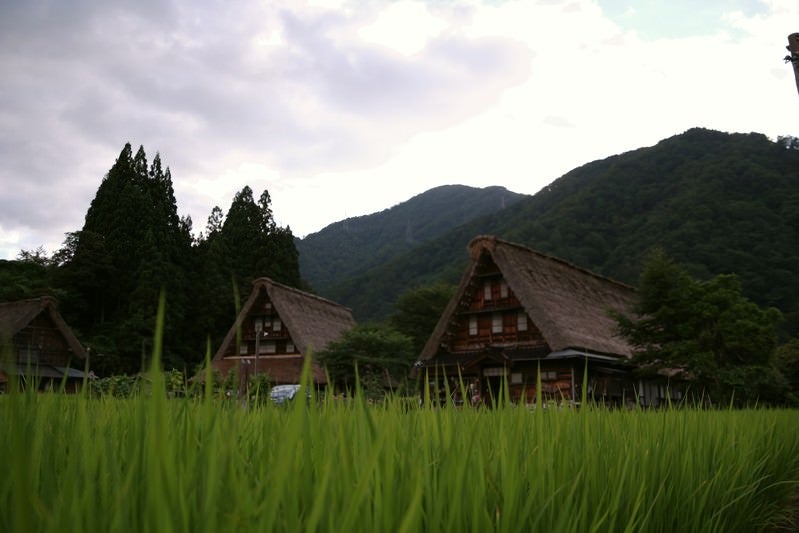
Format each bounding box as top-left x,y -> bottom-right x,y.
416,236 -> 645,406
0,296 -> 89,392
211,277 -> 356,386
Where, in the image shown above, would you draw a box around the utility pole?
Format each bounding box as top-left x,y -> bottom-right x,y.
785,33 -> 799,96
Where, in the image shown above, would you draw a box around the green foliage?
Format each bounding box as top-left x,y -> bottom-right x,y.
774,338 -> 799,402
297,185 -> 526,293
1,144 -> 303,376
613,250 -> 787,405
389,282 -> 456,355
0,259 -> 58,302
317,324 -> 414,395
313,129 -> 799,333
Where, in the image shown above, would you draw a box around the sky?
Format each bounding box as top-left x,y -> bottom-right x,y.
1,0 -> 798,260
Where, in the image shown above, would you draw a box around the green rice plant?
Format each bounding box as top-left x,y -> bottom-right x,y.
2,384 -> 799,532
2,304 -> 798,532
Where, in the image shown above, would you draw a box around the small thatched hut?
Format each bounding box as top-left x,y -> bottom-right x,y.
211,277 -> 355,386
415,236 -> 640,406
0,296 -> 89,392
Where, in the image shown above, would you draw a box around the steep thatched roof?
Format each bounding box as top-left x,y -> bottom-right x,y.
0,296 -> 87,358
419,236 -> 636,362
213,277 -> 356,362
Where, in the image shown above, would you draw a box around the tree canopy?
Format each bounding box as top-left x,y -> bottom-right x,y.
389,282 -> 455,356
316,324 -> 414,397
8,143 -> 303,376
613,250 -> 791,405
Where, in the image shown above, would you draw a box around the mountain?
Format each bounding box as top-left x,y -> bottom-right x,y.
312,128 -> 799,335
296,185 -> 527,292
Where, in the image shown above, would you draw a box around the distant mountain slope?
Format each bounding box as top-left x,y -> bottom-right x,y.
323,128 -> 799,334
296,185 -> 527,292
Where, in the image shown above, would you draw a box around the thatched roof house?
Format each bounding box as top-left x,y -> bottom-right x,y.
416,236 -> 637,405
211,277 -> 356,385
0,296 -> 89,392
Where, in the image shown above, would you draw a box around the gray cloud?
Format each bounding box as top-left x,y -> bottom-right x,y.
0,0 -> 533,257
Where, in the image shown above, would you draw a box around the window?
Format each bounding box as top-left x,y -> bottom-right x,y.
484,283 -> 492,301
286,342 -> 295,353
539,370 -> 557,381
259,341 -> 276,354
511,372 -> 523,385
254,317 -> 263,332
517,312 -> 528,332
500,280 -> 508,298
492,313 -> 503,333
239,343 -> 249,355
272,317 -> 282,332
468,316 -> 478,336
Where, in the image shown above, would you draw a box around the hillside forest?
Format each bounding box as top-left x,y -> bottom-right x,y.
313,129 -> 799,340
2,128 -> 799,393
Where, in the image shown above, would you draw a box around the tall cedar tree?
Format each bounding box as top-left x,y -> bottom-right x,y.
192,187 -> 301,362
54,145 -> 302,375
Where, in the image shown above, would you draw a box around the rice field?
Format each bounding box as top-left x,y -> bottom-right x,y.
2,370 -> 798,533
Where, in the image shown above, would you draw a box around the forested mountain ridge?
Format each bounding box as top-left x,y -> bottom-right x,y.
317,128 -> 799,334
296,185 -> 526,292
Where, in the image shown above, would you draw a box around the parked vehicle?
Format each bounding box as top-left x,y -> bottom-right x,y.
270,384 -> 302,405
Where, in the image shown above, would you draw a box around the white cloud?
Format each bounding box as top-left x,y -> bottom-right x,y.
358,1 -> 449,55
0,0 -> 797,258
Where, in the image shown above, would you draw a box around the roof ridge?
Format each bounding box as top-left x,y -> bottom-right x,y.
253,277 -> 353,311
469,235 -> 635,291
0,295 -> 57,308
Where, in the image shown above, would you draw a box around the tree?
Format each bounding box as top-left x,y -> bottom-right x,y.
389,282 -> 455,355
0,256 -> 56,302
774,338 -> 799,404
613,250 -> 786,405
316,324 -> 414,396
44,144 -> 303,375
55,144 -> 197,373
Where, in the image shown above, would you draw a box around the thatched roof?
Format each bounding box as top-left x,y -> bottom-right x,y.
0,296 -> 87,358
419,236 -> 636,362
212,278 -> 355,381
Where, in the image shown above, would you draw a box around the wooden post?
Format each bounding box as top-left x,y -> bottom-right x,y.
786,33 -> 799,96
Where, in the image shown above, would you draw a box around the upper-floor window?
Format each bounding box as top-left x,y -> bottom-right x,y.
286,341 -> 295,353
483,283 -> 492,301
491,313 -> 503,333
239,343 -> 249,355
272,317 -> 282,332
254,317 -> 263,332
468,316 -> 478,336
517,312 -> 528,332
259,341 -> 276,354
500,280 -> 508,299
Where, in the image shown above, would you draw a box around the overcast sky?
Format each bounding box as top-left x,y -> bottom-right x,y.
1,0 -> 797,259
